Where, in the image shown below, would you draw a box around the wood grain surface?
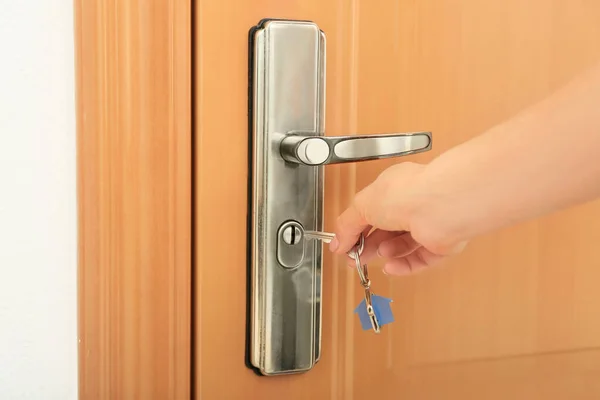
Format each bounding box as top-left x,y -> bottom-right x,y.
194,1 -> 600,399
75,1 -> 192,398
75,0 -> 600,399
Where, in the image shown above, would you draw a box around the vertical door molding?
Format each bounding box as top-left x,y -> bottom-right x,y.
75,1 -> 192,398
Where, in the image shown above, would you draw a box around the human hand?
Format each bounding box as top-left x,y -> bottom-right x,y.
329,162 -> 467,276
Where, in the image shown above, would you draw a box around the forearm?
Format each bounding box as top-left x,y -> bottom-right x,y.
417,62 -> 600,248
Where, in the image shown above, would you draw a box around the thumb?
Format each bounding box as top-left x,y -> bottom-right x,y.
330,190 -> 372,254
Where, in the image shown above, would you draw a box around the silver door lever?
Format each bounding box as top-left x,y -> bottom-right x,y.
279,131 -> 432,166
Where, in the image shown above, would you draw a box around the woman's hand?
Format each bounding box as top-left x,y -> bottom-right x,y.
329,162 -> 467,276
330,62 -> 600,277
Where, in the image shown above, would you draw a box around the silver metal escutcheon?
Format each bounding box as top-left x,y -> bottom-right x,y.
248,18 -> 432,376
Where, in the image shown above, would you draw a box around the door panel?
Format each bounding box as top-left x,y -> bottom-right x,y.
194,1 -> 600,398
76,1 -> 191,397
355,0 -> 600,367
397,349 -> 600,400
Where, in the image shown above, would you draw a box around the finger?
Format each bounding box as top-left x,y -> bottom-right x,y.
344,229 -> 398,267
330,190 -> 372,254
382,248 -> 445,276
377,232 -> 421,259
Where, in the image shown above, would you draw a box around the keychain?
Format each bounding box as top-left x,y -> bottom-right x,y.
303,230 -> 395,333
349,234 -> 395,333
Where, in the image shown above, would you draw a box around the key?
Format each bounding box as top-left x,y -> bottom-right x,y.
303,230 -> 365,258
349,237 -> 394,333
303,230 -> 335,244
350,248 -> 381,333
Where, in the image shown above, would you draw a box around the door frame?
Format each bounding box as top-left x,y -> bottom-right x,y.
74,1 -> 192,397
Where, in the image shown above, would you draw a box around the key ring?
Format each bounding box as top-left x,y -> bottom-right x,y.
346,234 -> 364,257
348,235 -> 368,288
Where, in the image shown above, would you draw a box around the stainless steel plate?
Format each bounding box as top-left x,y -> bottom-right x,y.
248,19 -> 325,376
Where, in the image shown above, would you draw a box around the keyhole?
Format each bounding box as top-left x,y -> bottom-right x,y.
281,223 -> 302,245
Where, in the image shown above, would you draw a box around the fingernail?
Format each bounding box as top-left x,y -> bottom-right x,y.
382,268 -> 389,275
376,248 -> 383,258
329,237 -> 339,252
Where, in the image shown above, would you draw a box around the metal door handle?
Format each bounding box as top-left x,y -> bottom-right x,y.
247,18 -> 433,377
280,132 -> 432,166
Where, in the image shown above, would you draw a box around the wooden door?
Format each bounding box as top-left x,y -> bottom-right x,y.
195,1 -> 600,399
76,1 -> 192,398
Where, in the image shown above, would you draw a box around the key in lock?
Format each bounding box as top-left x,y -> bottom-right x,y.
276,221 -> 335,269
277,220 -> 382,333
277,220 -> 363,268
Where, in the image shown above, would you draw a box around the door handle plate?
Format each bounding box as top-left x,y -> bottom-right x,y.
247,18 -> 326,376
247,18 -> 432,376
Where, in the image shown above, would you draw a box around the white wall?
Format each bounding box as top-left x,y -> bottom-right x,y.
0,2 -> 77,399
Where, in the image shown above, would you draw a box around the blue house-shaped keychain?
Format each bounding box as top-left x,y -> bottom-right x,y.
354,294 -> 394,331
